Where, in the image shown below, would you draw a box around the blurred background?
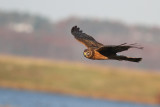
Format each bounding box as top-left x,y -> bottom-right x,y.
0,0 -> 160,107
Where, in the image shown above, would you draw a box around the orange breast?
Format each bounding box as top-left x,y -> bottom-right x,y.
93,50 -> 108,60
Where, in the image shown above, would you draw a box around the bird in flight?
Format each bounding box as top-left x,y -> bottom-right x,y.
71,26 -> 143,62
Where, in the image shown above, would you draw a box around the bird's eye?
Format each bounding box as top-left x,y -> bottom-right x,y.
83,51 -> 91,57
87,52 -> 90,55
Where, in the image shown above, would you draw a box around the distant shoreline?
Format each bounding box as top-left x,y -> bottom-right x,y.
0,55 -> 159,104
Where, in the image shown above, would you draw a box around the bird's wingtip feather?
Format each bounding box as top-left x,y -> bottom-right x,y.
71,25 -> 81,33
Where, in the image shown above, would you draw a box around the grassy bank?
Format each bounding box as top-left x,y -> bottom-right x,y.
0,55 -> 160,104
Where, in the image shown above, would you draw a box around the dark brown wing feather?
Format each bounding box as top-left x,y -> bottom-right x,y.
96,43 -> 143,56
71,26 -> 103,48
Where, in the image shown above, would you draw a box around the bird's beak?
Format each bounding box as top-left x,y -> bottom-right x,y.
83,52 -> 86,56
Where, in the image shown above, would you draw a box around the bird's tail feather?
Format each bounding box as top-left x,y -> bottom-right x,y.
124,57 -> 142,62
110,55 -> 142,62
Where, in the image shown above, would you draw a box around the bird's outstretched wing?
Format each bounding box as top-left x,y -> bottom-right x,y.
96,43 -> 143,56
71,26 -> 103,48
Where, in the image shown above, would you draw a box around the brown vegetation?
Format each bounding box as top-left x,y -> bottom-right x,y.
0,55 -> 160,104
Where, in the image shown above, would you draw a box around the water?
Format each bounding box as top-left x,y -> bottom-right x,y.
0,88 -> 158,107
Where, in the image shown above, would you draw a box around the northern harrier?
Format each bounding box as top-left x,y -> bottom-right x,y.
71,26 -> 143,62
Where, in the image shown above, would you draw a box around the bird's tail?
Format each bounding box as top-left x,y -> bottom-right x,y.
110,55 -> 142,62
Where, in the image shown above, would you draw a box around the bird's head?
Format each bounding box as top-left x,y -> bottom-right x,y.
83,49 -> 93,59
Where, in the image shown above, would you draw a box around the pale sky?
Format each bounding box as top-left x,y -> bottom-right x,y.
0,0 -> 160,26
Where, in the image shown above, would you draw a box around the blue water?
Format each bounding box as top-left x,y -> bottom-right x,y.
0,88 -> 159,107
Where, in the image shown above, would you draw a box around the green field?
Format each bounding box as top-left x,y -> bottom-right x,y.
0,55 -> 160,104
